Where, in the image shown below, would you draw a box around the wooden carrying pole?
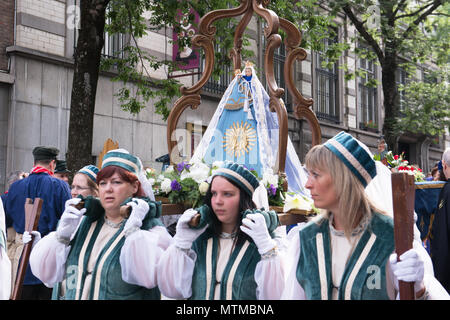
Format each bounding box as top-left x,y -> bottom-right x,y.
391,173 -> 415,300
10,198 -> 43,300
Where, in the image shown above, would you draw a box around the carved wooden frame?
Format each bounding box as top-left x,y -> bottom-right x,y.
166,0 -> 321,182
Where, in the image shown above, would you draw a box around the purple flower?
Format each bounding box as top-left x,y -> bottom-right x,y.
171,179 -> 182,191
268,184 -> 277,196
176,161 -> 191,173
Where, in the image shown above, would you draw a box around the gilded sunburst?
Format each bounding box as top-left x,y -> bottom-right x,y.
223,121 -> 257,158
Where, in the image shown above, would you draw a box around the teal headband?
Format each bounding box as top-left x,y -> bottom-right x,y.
101,149 -> 141,176
212,161 -> 259,196
78,165 -> 99,183
324,131 -> 376,187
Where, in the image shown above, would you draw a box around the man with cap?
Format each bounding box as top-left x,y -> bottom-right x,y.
54,160 -> 71,184
4,146 -> 71,299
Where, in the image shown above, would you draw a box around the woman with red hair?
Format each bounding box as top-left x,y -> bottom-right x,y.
29,149 -> 171,300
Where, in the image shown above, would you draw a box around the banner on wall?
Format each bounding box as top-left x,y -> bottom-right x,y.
173,9 -> 200,70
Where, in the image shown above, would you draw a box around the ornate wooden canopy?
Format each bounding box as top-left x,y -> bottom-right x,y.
166,0 -> 322,182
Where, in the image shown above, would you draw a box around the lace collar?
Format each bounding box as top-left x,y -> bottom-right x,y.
328,213 -> 370,237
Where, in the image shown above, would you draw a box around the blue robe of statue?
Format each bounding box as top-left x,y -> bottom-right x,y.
203,74 -> 262,175
193,65 -> 310,197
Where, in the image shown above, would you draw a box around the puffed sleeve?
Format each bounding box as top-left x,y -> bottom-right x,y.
120,225 -> 173,289
280,224 -> 307,299
0,199 -> 11,299
254,225 -> 286,299
156,243 -> 197,299
29,231 -> 71,286
0,246 -> 11,299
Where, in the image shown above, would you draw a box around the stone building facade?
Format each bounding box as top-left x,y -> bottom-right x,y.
0,0 -> 448,192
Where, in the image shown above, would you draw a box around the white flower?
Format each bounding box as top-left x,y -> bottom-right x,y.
181,162 -> 211,183
148,178 -> 155,186
165,165 -> 174,173
199,181 -> 209,195
160,178 -> 172,193
212,161 -> 224,169
283,193 -> 313,212
262,169 -> 278,186
157,174 -> 165,182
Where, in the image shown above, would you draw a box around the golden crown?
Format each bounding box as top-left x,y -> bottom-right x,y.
244,60 -> 254,68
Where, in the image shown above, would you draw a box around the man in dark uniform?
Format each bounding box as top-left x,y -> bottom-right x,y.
53,160 -> 70,184
4,146 -> 71,299
431,148 -> 450,293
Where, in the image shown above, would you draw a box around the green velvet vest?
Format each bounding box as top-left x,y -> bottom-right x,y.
190,230 -> 261,300
296,212 -> 394,300
52,199 -> 163,300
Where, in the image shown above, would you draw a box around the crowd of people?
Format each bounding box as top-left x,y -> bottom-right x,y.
0,132 -> 449,301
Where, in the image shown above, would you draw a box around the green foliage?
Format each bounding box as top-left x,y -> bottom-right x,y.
95,0 -> 448,134
397,78 -> 450,136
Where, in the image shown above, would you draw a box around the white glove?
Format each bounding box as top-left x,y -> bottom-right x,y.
389,248 -> 425,293
56,198 -> 86,241
240,213 -> 276,255
124,198 -> 149,235
174,208 -> 208,250
22,231 -> 41,249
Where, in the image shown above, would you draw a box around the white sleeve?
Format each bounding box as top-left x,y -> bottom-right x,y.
280,225 -> 307,300
156,243 -> 197,299
255,226 -> 286,300
29,231 -> 71,286
0,246 -> 11,300
120,226 -> 172,289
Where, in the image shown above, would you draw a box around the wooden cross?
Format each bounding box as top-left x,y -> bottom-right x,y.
10,198 -> 43,300
391,172 -> 416,300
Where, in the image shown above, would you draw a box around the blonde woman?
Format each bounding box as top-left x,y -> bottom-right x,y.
281,131 -> 449,300
70,165 -> 99,198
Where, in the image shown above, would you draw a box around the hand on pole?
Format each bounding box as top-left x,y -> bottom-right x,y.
389,248 -> 425,294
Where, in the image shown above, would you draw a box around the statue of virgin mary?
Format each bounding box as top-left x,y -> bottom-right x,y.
192,61 -> 309,196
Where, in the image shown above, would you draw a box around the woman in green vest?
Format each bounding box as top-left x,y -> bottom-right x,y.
29,149 -> 172,299
70,165 -> 100,199
281,131 -> 449,300
157,161 -> 285,300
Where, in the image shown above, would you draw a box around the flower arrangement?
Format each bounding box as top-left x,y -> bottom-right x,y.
146,160 -> 216,208
364,120 -> 378,129
283,193 -> 320,215
261,169 -> 285,207
146,160 -> 318,213
383,151 -> 426,182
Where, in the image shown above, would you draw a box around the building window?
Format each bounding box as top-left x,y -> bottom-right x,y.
198,42 -> 232,95
396,67 -> 408,112
314,37 -> 339,124
358,48 -> 378,131
73,0 -> 125,59
261,35 -> 292,112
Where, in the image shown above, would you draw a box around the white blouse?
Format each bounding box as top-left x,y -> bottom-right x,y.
157,226 -> 287,300
0,201 -> 11,300
29,216 -> 172,297
281,221 -> 449,300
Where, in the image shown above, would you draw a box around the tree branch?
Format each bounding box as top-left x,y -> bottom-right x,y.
342,4 -> 384,64
393,0 -> 408,16
402,0 -> 443,40
395,1 -> 435,21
